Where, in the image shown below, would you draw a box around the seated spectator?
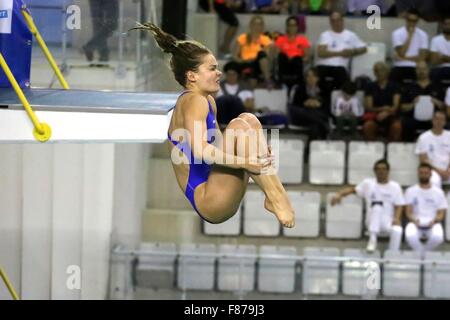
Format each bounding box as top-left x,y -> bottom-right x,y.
415,110 -> 450,189
331,81 -> 364,139
215,61 -> 255,125
251,0 -> 290,14
274,16 -> 311,89
405,163 -> 447,259
298,0 -> 335,15
232,15 -> 275,89
363,62 -> 402,141
316,11 -> 367,103
391,8 -> 428,85
331,159 -> 404,253
400,61 -> 445,142
199,0 -> 240,57
288,67 -> 329,139
430,17 -> 450,87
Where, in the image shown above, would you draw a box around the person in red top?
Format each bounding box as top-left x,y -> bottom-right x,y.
275,16 -> 311,89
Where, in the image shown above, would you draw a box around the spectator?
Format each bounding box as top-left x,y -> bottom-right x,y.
232,15 -> 275,88
316,11 -> 367,103
298,0 -> 335,15
331,159 -> 404,253
274,16 -> 311,89
82,0 -> 119,63
363,62 -> 402,141
251,0 -> 290,14
415,110 -> 450,189
199,0 -> 240,57
215,61 -> 255,125
391,8 -> 428,85
400,61 -> 445,141
347,0 -> 388,16
430,17 -> 450,87
331,81 -> 364,139
288,67 -> 329,139
405,163 -> 447,259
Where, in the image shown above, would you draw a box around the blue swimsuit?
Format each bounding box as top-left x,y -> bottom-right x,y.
167,92 -> 216,221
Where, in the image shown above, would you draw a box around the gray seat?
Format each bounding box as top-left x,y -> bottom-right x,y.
325,193 -> 363,239
203,205 -> 242,236
387,143 -> 418,187
423,251 -> 450,299
342,249 -> 381,297
283,191 -> 321,238
347,141 -> 385,185
258,246 -> 297,293
302,247 -> 340,295
136,242 -> 177,289
243,190 -> 280,236
217,244 -> 256,292
309,141 -> 346,185
276,139 -> 304,184
382,250 -> 421,298
177,243 -> 216,290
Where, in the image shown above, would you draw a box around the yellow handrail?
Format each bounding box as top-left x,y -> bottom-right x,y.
0,53 -> 52,142
21,8 -> 70,90
0,267 -> 20,300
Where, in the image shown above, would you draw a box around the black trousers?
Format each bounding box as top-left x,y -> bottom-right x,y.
390,66 -> 417,85
85,0 -> 119,59
316,65 -> 348,113
430,67 -> 450,87
289,105 -> 329,140
401,116 -> 432,142
278,53 -> 304,88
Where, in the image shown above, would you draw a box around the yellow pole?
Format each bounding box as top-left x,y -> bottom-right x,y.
21,8 -> 70,90
0,53 -> 51,142
0,267 -> 20,300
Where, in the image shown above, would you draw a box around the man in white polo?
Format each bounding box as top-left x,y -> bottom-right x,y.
391,8 -> 428,85
430,17 -> 450,86
415,110 -> 450,188
405,163 -> 447,258
316,11 -> 367,102
331,159 -> 404,253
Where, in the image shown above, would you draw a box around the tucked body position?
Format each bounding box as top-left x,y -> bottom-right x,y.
131,22 -> 295,227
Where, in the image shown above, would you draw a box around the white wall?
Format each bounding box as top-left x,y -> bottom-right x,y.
0,144 -> 116,300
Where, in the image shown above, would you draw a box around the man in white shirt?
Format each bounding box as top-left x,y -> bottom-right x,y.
316,11 -> 367,102
391,8 -> 428,85
430,18 -> 450,87
331,159 -> 404,253
405,163 -> 447,258
415,110 -> 450,188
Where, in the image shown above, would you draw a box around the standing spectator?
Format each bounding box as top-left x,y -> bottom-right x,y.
316,11 -> 367,103
199,1 -> 241,57
82,0 -> 119,63
275,16 -> 311,89
430,17 -> 450,87
288,68 -> 329,139
415,110 -> 450,189
391,8 -> 428,85
331,81 -> 364,139
232,15 -> 275,88
405,163 -> 447,259
215,61 -> 255,125
363,62 -> 402,141
400,61 -> 445,141
331,159 -> 404,253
